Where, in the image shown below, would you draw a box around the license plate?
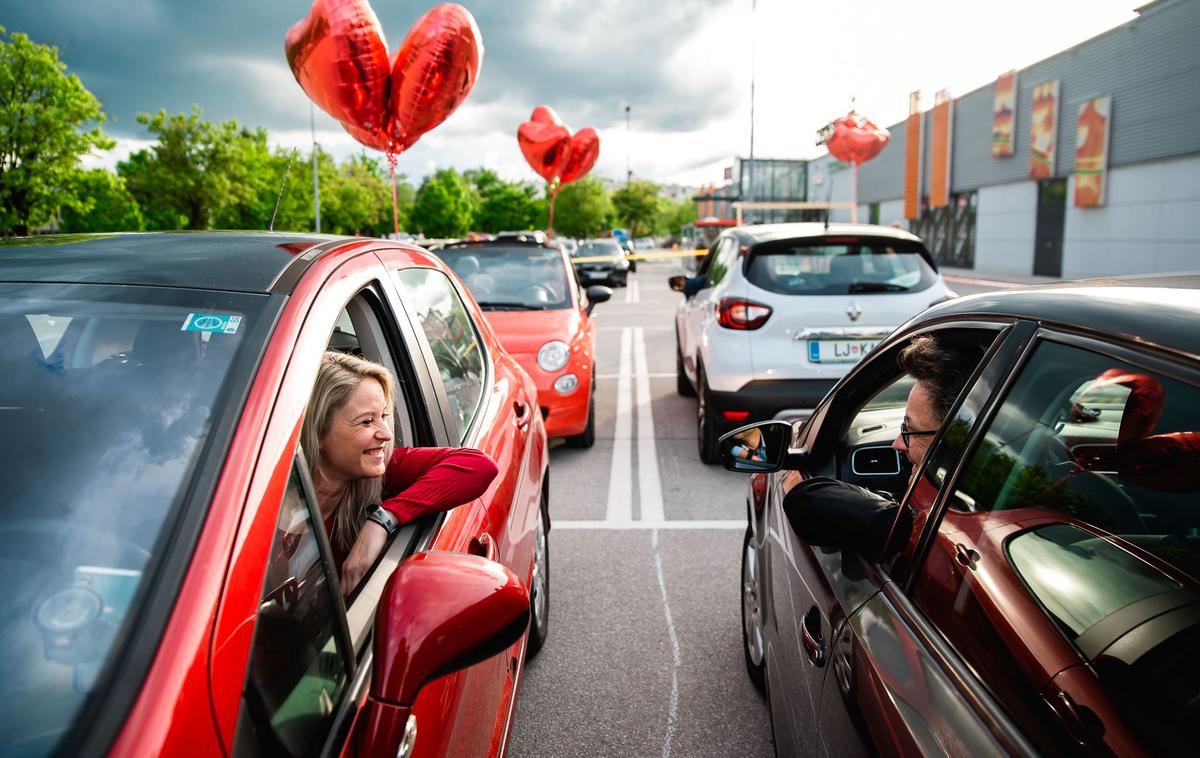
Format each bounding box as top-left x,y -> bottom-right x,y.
808,339 -> 878,363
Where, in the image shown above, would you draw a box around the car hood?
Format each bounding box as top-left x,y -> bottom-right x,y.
484,308 -> 581,355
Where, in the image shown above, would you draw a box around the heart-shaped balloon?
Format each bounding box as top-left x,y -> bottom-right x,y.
824,112 -> 890,165
518,106 -> 572,184
285,0 -> 391,134
560,127 -> 600,185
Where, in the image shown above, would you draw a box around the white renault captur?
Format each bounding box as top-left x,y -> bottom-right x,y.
669,223 -> 955,462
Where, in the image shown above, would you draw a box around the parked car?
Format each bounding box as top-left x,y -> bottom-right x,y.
572,238 -> 631,287
622,239 -> 638,273
670,223 -> 956,462
434,237 -> 612,447
721,274 -> 1200,756
0,232 -> 550,757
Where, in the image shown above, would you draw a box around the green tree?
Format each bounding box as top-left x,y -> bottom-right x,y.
0,27 -> 115,234
664,197 -> 698,236
553,176 -> 611,238
59,169 -> 143,232
611,179 -> 663,240
475,182 -> 539,233
409,168 -> 475,238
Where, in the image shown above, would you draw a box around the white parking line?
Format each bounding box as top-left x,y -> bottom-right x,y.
633,327 -> 664,525
554,520 -> 745,530
652,529 -> 680,758
606,328 -> 633,523
598,372 -> 672,379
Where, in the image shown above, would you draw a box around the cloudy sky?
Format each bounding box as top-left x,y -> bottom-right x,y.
6,0 -> 1139,187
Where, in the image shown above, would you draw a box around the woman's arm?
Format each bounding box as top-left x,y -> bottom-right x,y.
379,447 -> 500,523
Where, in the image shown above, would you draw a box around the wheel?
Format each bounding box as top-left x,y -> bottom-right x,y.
742,526 -> 767,692
526,498 -> 550,658
676,340 -> 695,397
697,367 -> 720,464
565,388 -> 596,448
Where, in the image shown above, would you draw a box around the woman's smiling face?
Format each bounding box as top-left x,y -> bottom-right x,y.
319,378 -> 392,485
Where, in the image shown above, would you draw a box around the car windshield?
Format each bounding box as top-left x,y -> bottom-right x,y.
746,236 -> 938,295
437,246 -> 571,310
0,283 -> 264,756
574,241 -> 623,260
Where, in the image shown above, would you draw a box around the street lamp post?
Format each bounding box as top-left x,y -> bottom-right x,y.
624,104 -> 632,184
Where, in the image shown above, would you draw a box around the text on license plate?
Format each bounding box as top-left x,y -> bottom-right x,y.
808,339 -> 878,363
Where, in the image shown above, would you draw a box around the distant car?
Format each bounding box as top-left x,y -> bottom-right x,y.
573,238 -> 631,286
495,230 -> 546,244
436,237 -> 612,446
622,239 -> 639,273
670,223 -> 955,462
0,232 -> 549,757
720,274 -> 1200,756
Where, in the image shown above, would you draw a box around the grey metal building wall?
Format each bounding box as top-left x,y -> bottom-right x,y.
858,0 -> 1200,200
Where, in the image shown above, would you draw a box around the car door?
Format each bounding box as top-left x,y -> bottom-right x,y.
678,237 -> 735,378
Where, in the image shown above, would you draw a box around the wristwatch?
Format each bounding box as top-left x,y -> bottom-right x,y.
366,504 -> 400,536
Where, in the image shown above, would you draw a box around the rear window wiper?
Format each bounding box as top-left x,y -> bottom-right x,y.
476,301 -> 547,310
848,282 -> 908,293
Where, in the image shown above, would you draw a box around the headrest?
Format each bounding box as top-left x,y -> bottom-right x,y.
454,255 -> 480,277
829,255 -> 862,280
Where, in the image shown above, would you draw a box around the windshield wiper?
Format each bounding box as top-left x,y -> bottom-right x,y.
848,282 -> 908,293
475,301 -> 547,310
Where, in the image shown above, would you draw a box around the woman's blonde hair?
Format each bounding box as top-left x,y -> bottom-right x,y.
301,351 -> 397,551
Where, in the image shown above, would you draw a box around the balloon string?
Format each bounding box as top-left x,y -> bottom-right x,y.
388,153 -> 400,239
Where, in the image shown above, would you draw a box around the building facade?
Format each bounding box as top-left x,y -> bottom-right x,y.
695,157 -> 809,225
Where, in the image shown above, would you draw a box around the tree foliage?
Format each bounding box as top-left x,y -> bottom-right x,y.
0,26 -> 114,234
553,176 -> 612,238
409,168 -> 475,237
611,180 -> 663,240
59,169 -> 143,232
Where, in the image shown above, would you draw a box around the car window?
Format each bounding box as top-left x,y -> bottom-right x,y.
746,236 -> 937,295
435,246 -> 571,310
706,237 -> 739,286
575,241 -> 622,259
392,269 -> 486,443
0,284 -> 265,757
912,339 -> 1200,754
239,466 -> 351,757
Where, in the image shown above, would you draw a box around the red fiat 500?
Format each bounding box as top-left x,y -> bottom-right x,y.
0,233 -> 550,757
434,237 -> 612,447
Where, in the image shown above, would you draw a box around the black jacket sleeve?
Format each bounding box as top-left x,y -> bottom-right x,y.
781,476 -> 910,559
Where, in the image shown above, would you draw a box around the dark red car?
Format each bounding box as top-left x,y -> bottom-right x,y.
722,275 -> 1200,755
0,233 -> 550,757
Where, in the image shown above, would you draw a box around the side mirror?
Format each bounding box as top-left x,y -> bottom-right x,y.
585,285 -> 613,315
359,552 -> 529,757
719,420 -> 805,473
668,275 -> 687,293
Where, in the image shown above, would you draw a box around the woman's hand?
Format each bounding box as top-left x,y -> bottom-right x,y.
341,520 -> 389,595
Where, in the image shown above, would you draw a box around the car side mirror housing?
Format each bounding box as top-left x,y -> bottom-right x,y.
359,552 -> 530,757
585,285 -> 613,315
719,420 -> 806,473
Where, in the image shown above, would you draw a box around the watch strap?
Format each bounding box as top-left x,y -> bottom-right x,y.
366,504 -> 399,536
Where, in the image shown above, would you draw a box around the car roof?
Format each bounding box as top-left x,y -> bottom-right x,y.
916,273 -> 1200,360
0,232 -> 353,294
727,222 -> 922,245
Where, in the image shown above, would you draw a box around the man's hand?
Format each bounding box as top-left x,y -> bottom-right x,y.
342,520 -> 388,595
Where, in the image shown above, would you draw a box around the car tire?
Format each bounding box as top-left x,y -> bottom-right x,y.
565,387 -> 596,448
676,341 -> 695,397
697,367 -> 720,464
526,496 -> 550,659
742,526 -> 767,692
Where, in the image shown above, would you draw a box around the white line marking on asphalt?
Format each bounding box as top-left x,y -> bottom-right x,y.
597,325 -> 671,331
633,278 -> 641,303
624,279 -> 640,303
652,528 -> 681,758
598,372 -> 672,379
606,328 -> 633,523
554,520 -> 745,530
634,327 -> 664,524
942,274 -> 1024,290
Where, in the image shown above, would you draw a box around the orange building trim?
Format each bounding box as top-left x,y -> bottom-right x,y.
903,91 -> 922,220
929,89 -> 952,209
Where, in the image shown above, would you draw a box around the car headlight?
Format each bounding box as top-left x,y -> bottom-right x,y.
554,373 -> 579,394
537,340 -> 570,372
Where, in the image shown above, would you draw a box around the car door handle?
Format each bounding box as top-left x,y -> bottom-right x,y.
513,400 -> 530,430
469,532 -> 496,562
954,543 -> 980,570
802,607 -> 826,668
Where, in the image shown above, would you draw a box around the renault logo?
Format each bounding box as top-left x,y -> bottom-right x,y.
846,301 -> 862,322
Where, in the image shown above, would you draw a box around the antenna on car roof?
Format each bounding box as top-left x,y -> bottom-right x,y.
268,148 -> 299,232
823,208 -> 830,231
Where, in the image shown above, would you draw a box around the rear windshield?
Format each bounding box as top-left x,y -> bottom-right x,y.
574,241 -> 623,259
437,246 -> 572,310
746,236 -> 938,295
0,283 -> 265,756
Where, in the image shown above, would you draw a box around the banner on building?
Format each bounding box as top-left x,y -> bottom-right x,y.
1029,80 -> 1060,180
929,89 -> 952,209
1074,96 -> 1112,207
992,71 -> 1018,157
903,91 -> 922,220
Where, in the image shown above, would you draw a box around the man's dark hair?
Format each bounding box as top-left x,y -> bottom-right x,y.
897,335 -> 975,422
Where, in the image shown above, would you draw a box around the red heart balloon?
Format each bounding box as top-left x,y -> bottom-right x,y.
387,3 -> 484,153
285,0 -> 391,134
518,106 -> 571,184
824,112 -> 890,165
560,127 -> 600,185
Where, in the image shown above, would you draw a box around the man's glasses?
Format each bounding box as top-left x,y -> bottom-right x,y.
899,419 -> 937,447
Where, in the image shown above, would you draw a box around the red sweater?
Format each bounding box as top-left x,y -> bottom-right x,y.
325,446 -> 499,567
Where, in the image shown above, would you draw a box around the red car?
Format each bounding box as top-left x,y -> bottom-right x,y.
433,237 -> 612,447
0,233 -> 550,757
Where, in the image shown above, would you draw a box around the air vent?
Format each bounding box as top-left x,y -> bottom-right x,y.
851,446 -> 902,476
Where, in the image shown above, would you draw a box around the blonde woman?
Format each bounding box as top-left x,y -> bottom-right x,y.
302,351 -> 499,593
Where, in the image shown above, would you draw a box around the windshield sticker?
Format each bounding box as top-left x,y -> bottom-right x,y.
181,313 -> 242,334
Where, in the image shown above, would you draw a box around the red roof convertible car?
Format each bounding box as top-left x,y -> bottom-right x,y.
0,233 -> 550,757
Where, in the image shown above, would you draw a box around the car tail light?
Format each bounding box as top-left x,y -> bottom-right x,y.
722,410 -> 751,422
717,297 -> 772,330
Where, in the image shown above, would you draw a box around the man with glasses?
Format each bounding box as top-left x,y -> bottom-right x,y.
892,334 -> 973,485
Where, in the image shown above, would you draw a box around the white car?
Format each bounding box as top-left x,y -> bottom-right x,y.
669,223 -> 956,462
